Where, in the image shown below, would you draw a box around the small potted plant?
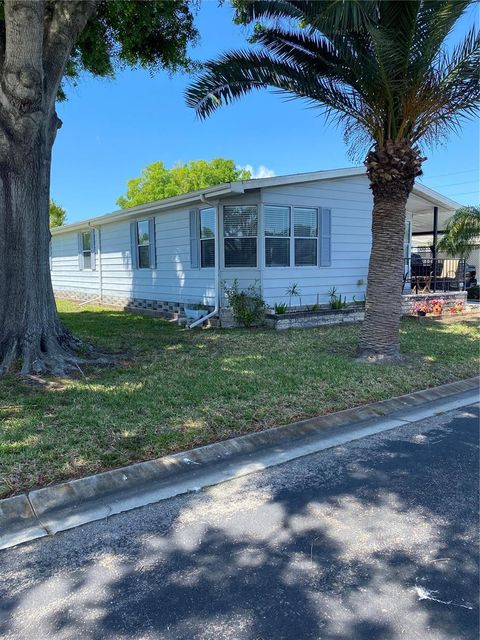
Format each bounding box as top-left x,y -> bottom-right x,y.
184,303 -> 210,321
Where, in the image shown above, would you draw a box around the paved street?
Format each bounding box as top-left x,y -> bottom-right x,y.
1,404 -> 478,640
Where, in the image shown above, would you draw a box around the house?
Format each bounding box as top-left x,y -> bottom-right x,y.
50,167 -> 462,323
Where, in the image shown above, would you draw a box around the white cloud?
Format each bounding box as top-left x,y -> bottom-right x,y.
241,164 -> 276,179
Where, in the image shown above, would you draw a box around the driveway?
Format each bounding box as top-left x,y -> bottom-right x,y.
1,404 -> 478,640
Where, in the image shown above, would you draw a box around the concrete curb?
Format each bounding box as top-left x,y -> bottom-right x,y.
1,377 -> 478,551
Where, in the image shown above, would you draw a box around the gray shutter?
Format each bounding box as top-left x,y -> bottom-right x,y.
148,217 -> 156,269
130,222 -> 138,270
77,233 -> 83,270
189,208 -> 200,268
320,208 -> 332,267
90,229 -> 96,271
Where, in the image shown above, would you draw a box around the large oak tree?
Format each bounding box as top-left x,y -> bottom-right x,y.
0,0 -> 198,375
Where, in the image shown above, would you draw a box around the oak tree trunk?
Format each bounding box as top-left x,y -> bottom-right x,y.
0,119 -> 81,375
358,141 -> 424,360
0,0 -> 99,375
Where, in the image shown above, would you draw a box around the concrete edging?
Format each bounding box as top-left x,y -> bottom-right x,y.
1,377 -> 478,551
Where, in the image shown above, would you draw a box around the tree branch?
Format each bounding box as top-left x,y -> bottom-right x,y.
43,0 -> 99,108
3,0 -> 45,110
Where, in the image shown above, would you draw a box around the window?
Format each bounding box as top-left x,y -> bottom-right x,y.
264,206 -> 323,267
81,231 -> 92,269
130,218 -> 155,269
264,205 -> 290,267
223,206 -> 258,268
294,207 -> 318,266
200,207 -> 215,268
136,220 -> 151,269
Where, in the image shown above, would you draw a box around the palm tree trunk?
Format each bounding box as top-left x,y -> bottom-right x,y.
358,188 -> 408,359
358,141 -> 424,360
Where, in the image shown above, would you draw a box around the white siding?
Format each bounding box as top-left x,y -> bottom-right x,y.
51,230 -> 99,295
51,174 -> 430,310
51,207 -> 216,306
259,175 -> 373,306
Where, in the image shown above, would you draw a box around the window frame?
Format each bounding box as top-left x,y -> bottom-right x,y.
199,207 -> 216,269
263,204 -> 321,268
81,230 -> 93,270
222,204 -> 259,269
264,204 -> 291,268
135,219 -> 151,270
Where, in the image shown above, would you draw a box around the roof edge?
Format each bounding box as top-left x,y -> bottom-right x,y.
51,167 -> 460,235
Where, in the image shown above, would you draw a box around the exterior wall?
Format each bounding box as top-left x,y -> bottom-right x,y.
51,231 -> 99,295
51,174 -> 448,316
259,175 -> 372,307
51,205 -> 216,311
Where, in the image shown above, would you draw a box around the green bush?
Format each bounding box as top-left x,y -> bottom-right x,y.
224,280 -> 266,327
274,302 -> 288,315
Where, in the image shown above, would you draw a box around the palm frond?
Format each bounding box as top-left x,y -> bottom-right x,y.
188,0 -> 479,153
186,48 -> 371,127
437,206 -> 480,258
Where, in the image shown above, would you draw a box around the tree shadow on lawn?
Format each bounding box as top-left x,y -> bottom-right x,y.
0,409 -> 478,640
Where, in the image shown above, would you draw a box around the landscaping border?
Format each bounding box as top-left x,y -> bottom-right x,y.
1,377 -> 478,551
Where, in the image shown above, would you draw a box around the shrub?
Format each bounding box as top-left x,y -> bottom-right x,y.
274,302 -> 288,315
224,280 -> 266,327
328,286 -> 348,309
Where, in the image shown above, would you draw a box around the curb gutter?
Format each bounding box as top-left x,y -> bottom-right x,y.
1,377 -> 478,551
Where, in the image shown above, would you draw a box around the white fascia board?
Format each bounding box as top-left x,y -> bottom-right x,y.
411,183 -> 461,211
239,166 -> 366,190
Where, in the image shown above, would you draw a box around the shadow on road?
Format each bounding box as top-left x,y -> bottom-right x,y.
0,408 -> 478,639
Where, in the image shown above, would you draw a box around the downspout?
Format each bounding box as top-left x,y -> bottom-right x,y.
189,195 -> 220,328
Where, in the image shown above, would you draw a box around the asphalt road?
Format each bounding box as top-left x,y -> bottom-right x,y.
1,404 -> 478,640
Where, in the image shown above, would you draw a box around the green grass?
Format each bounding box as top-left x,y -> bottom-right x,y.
0,300 -> 478,497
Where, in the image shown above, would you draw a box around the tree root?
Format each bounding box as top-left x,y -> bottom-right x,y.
0,330 -> 115,377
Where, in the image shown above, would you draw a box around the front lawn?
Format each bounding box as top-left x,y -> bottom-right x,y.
0,300 -> 478,497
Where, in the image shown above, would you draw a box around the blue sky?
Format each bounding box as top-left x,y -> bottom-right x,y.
53,1 -> 479,223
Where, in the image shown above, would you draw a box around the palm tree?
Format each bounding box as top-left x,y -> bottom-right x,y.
186,0 -> 479,360
437,205 -> 480,258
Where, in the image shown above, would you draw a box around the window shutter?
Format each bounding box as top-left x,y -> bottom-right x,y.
77,233 -> 83,270
130,222 -> 138,270
320,208 -> 332,267
189,208 -> 199,268
90,229 -> 96,271
148,217 -> 156,269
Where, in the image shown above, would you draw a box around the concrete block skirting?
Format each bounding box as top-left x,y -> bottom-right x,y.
54,290 -> 189,320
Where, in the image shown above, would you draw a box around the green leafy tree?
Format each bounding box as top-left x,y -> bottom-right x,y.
437,206 -> 480,259
186,0 -> 480,360
117,159 -> 252,208
49,200 -> 66,228
0,1 -> 198,376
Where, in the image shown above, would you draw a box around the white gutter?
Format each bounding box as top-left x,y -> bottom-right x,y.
189,194 -> 221,329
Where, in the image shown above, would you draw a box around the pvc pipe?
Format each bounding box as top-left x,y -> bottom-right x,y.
189,195 -> 220,328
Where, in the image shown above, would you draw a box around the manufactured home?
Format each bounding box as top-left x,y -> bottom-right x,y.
50,167 -> 464,323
